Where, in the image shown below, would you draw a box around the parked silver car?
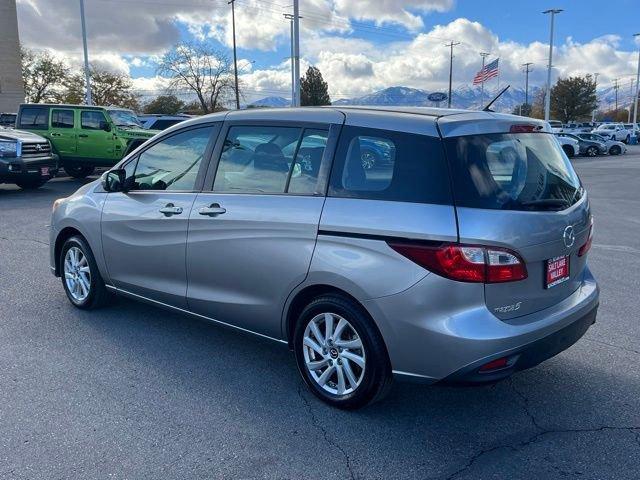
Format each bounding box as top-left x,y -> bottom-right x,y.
49,107 -> 599,409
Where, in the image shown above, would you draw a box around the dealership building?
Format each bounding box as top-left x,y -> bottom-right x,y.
0,0 -> 25,112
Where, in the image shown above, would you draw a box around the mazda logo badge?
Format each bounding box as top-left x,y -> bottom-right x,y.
563,225 -> 575,248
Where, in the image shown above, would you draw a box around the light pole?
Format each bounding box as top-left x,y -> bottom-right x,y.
633,33 -> 640,127
522,62 -> 533,114
445,41 -> 460,108
79,0 -> 92,105
592,72 -> 599,123
543,9 -> 562,121
228,0 -> 240,110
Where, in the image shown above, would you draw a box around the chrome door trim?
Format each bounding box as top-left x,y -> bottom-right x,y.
105,285 -> 288,345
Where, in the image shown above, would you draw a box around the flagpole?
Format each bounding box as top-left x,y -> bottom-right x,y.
479,52 -> 489,109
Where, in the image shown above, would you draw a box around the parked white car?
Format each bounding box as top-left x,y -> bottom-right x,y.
623,123 -> 639,139
555,134 -> 580,157
592,123 -> 631,143
576,133 -> 627,155
548,120 -> 563,133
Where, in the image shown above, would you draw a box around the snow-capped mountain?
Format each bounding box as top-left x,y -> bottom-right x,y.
248,96 -> 291,108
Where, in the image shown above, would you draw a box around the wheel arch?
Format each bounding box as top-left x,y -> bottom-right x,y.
283,283 -> 387,352
53,227 -> 84,276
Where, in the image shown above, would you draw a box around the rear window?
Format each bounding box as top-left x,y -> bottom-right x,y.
328,126 -> 452,205
18,107 -> 48,129
444,133 -> 582,211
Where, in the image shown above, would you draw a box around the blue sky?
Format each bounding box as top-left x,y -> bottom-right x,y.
17,0 -> 640,104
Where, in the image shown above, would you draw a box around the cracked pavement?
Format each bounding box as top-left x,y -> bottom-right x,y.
1,149 -> 640,479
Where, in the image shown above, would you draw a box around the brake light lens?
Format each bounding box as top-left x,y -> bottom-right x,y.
388,242 -> 527,283
510,124 -> 542,133
578,219 -> 594,257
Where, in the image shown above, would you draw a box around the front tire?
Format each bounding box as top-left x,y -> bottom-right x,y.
294,294 -> 392,409
610,145 -> 622,155
64,165 -> 95,179
60,236 -> 110,309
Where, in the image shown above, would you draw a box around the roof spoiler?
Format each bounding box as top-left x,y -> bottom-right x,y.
482,85 -> 510,112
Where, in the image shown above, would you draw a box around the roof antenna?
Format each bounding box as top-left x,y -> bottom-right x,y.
483,85 -> 510,112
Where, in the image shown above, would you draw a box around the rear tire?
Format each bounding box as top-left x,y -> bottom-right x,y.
294,294 -> 392,409
60,236 -> 110,310
561,145 -> 574,158
625,135 -> 630,144
15,178 -> 47,189
585,146 -> 598,157
64,165 -> 95,179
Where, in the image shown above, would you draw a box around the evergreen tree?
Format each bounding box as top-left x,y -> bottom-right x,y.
300,66 -> 331,106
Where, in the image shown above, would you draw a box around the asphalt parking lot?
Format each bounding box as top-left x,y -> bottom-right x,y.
1,148 -> 639,480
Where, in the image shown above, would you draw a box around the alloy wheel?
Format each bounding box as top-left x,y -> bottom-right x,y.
302,312 -> 366,396
64,246 -> 91,302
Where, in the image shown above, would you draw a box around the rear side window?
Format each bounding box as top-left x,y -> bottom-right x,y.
328,126 -> 452,204
444,133 -> 582,211
151,119 -> 183,130
18,107 -> 48,129
51,109 -> 74,129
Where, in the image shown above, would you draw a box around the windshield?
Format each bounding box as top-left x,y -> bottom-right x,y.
108,109 -> 142,127
444,133 -> 582,212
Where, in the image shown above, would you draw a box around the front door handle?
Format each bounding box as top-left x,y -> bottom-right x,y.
198,203 -> 226,216
78,134 -> 89,138
51,133 -> 61,137
159,203 -> 183,216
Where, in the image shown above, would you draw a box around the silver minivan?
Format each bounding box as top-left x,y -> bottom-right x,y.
50,107 -> 599,409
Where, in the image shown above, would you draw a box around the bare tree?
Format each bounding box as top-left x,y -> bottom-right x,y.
61,66 -> 140,110
21,48 -> 68,103
156,42 -> 235,113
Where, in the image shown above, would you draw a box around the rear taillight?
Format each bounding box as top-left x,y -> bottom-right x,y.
578,219 -> 594,257
388,242 -> 528,283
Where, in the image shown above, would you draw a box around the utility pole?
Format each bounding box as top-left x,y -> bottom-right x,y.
79,0 -> 92,105
292,0 -> 301,107
284,14 -> 295,105
543,9 -> 562,121
633,33 -> 640,127
479,52 -> 490,108
228,0 -> 240,110
592,72 -> 599,123
522,62 -> 533,114
445,41 -> 460,108
613,78 -> 619,112
629,79 -> 635,123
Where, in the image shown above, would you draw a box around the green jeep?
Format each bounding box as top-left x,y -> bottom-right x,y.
16,104 -> 158,178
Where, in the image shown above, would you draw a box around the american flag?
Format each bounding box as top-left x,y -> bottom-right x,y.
473,58 -> 499,85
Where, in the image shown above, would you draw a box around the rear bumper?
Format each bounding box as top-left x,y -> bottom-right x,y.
364,268 -> 599,383
439,302 -> 597,384
0,154 -> 59,183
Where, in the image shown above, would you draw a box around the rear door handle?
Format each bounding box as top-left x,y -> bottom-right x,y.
198,203 -> 226,216
51,133 -> 61,137
78,134 -> 88,138
159,203 -> 183,216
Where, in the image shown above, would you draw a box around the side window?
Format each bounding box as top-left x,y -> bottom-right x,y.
213,125 -> 301,194
81,111 -> 107,130
18,107 -> 48,129
129,127 -> 214,191
51,109 -> 74,129
287,129 -> 328,194
329,126 -> 452,205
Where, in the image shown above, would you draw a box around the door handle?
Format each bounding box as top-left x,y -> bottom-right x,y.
78,134 -> 89,138
159,203 -> 183,216
198,203 -> 226,216
51,133 -> 61,137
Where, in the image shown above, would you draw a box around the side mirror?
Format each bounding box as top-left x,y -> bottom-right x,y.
101,121 -> 112,132
102,168 -> 127,192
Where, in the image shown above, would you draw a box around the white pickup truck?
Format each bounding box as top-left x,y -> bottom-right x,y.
592,123 -> 631,143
